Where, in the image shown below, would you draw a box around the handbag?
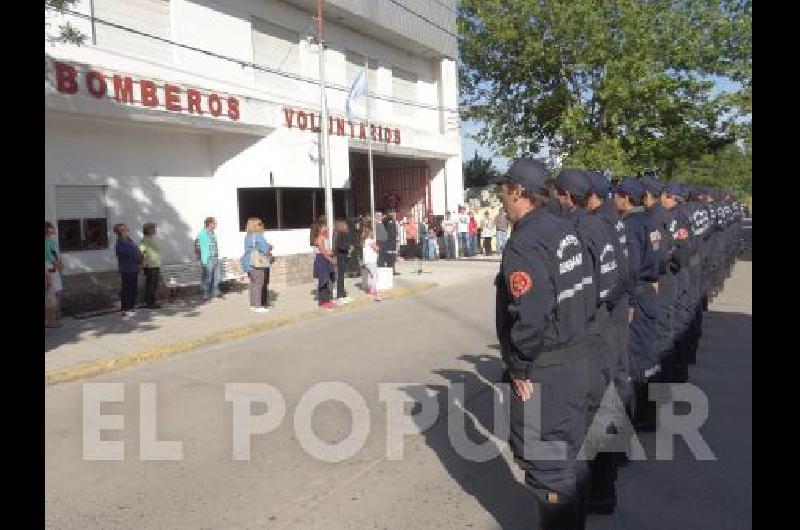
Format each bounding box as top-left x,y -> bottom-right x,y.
249,236 -> 270,269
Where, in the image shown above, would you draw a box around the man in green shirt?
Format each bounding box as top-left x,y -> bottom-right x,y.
196,217 -> 221,300
140,223 -> 162,309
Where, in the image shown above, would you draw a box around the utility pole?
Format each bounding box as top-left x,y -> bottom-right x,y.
316,0 -> 334,256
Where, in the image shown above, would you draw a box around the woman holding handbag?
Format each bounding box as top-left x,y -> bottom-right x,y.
45,221 -> 64,327
241,217 -> 272,314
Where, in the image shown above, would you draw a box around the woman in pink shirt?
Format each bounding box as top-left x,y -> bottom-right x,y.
467,213 -> 478,257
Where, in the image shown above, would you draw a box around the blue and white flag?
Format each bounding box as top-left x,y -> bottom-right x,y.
345,66 -> 367,122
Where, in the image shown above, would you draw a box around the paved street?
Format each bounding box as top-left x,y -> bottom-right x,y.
45,256 -> 751,529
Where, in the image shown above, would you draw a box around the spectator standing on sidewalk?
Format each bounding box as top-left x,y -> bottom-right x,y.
481,211 -> 496,256
442,211 -> 457,259
139,223 -> 162,309
495,210 -> 509,252
375,211 -> 388,266
468,213 -> 478,257
196,217 -> 221,301
361,224 -> 381,301
404,216 -> 418,260
426,225 -> 439,260
45,264 -> 60,328
241,217 -> 272,314
312,221 -> 337,310
384,209 -> 399,274
44,221 -> 64,326
113,223 -> 141,317
457,206 -> 470,257
335,219 -> 354,305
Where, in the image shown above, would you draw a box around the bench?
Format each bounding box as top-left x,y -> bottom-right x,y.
220,257 -> 248,282
160,262 -> 203,302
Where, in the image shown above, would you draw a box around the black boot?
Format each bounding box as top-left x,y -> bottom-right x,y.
538,494 -> 581,530
587,453 -> 617,514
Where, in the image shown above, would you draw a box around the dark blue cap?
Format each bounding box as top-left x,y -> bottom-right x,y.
613,176 -> 646,200
491,157 -> 549,193
555,168 -> 592,199
662,181 -> 686,199
586,171 -> 610,196
639,176 -> 665,196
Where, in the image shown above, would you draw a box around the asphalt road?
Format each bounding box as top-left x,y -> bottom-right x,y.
46,257 -> 752,529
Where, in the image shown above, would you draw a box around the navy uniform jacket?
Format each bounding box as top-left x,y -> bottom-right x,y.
644,203 -> 675,277
572,208 -> 621,308
670,205 -> 694,270
495,208 -> 591,378
622,210 -> 659,299
595,201 -> 630,296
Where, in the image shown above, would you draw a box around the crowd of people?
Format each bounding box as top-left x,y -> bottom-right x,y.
492,158 -> 745,529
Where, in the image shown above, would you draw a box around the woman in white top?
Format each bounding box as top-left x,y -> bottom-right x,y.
361,225 -> 381,301
480,211 -> 496,256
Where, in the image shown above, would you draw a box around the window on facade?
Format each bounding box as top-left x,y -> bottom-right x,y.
237,188 -> 278,232
392,66 -> 418,113
55,186 -> 109,252
94,0 -> 171,63
252,16 -> 299,93
346,51 -> 378,96
237,188 -> 349,231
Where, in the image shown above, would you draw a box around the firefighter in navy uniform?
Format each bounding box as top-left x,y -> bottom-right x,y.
660,182 -> 694,383
493,158 -> 593,530
613,177 -> 661,431
686,186 -> 711,364
554,168 -> 626,515
587,172 -> 632,417
640,176 -> 681,385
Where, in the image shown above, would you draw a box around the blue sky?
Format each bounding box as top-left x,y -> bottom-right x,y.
460,76 -> 745,172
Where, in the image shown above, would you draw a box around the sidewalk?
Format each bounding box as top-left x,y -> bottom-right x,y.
44,259 -> 499,385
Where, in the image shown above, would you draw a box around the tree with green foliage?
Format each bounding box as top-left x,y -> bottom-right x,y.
45,0 -> 87,45
458,0 -> 752,180
463,151 -> 500,189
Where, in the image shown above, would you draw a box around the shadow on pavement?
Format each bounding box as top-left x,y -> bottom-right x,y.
401,351 -> 539,530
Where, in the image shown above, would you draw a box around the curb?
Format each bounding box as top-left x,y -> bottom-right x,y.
45,281 -> 437,387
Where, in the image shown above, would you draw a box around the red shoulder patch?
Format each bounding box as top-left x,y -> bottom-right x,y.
509,271 -> 532,297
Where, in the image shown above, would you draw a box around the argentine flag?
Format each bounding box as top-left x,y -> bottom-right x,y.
345,65 -> 367,122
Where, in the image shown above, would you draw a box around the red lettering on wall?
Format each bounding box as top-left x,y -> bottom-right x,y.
208,93 -> 222,116
370,125 -> 377,141
140,79 -> 158,107
336,118 -> 345,136
112,75 -> 134,104
284,107 -> 295,127
187,90 -> 202,114
227,97 -> 239,120
348,121 -> 355,138
164,84 -> 181,111
385,127 -> 393,143
298,111 -> 308,130
359,123 -> 367,140
85,71 -> 107,98
55,62 -> 78,94
394,128 -> 401,144
310,113 -> 319,132
328,116 -> 334,134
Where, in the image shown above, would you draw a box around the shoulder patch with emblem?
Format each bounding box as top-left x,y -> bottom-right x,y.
509,271 -> 532,297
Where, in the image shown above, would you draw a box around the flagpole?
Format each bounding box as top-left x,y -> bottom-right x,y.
364,55 -> 376,239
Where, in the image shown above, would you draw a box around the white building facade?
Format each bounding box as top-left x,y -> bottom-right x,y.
45,0 -> 463,310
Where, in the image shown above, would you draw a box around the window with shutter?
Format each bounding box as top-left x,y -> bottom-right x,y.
94,0 -> 172,63
55,186 -> 109,252
252,16 -> 299,93
346,51 -> 378,96
392,67 -> 417,114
